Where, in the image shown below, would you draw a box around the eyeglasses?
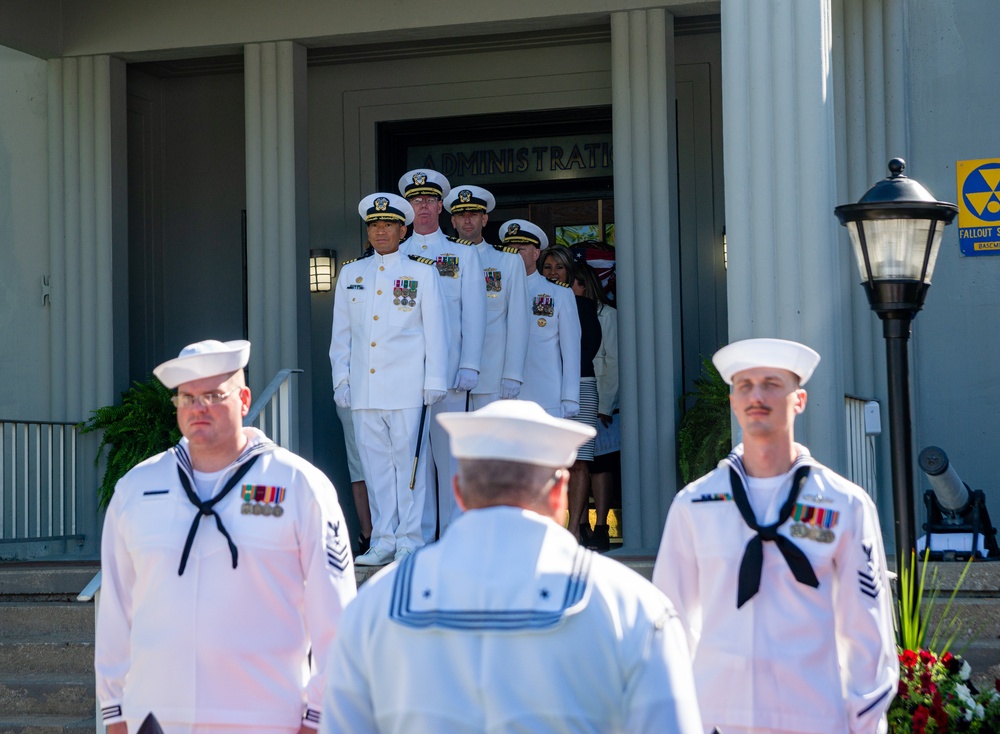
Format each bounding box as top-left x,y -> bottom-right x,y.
171,386 -> 241,408
409,197 -> 440,208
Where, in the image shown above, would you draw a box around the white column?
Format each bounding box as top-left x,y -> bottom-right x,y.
721,0 -> 848,464
47,55 -> 124,420
612,8 -> 679,554
244,42 -> 311,447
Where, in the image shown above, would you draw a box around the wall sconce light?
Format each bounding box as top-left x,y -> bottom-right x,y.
309,249 -> 336,293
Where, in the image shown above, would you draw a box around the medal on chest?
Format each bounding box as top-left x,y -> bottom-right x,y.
789,502 -> 839,543
241,484 -> 286,517
436,254 -> 459,278
484,268 -> 502,296
533,293 -> 554,318
393,278 -> 418,309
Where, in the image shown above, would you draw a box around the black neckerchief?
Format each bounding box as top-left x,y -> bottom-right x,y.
176,455 -> 260,576
728,463 -> 819,608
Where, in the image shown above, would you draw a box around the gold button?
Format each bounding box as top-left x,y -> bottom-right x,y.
373,315 -> 379,321
370,368 -> 375,374
377,289 -> 383,295
371,341 -> 376,347
379,266 -> 385,271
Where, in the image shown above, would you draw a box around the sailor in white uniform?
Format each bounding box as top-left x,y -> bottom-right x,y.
397,169 -> 487,543
653,338 -> 898,734
444,184 -> 529,413
329,193 -> 449,565
96,339 -> 357,734
321,400 -> 704,734
501,219 -> 581,418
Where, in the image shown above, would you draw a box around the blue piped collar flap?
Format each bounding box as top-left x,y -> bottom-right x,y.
388,507 -> 593,631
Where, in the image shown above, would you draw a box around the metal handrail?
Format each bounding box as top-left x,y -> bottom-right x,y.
243,368 -> 302,450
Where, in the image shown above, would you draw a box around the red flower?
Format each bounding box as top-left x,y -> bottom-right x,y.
901,649 -> 919,667
920,649 -> 936,665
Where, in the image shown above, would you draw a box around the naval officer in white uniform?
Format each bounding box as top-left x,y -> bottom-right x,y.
500,219 -> 581,418
321,399 -> 704,734
653,338 -> 898,734
397,169 -> 487,543
329,193 -> 449,565
444,184 -> 529,412
96,339 -> 357,734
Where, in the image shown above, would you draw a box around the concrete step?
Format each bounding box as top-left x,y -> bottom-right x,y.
0,674 -> 95,718
0,603 -> 94,641
0,641 -> 93,677
0,565 -> 99,602
0,715 -> 95,734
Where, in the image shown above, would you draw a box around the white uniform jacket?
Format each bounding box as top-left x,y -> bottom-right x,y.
471,241 -> 529,393
96,429 -> 357,729
652,445 -> 898,734
322,506 -> 703,734
519,271 -> 581,412
330,249 -> 449,409
402,229 -> 486,382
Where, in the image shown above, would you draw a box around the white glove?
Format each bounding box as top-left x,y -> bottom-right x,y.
561,400 -> 580,419
334,382 -> 351,409
424,389 -> 447,405
499,379 -> 522,400
453,368 -> 479,392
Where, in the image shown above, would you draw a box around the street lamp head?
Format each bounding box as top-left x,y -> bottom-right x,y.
834,158 -> 958,318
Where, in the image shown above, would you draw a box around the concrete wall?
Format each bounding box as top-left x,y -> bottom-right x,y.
906,0 -> 1000,523
0,44 -> 50,419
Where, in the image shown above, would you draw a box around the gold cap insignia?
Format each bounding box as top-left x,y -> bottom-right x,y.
374,197 -> 389,211
413,172 -> 427,186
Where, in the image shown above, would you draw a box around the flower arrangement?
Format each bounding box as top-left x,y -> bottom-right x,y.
889,551 -> 1000,732
890,648 -> 1000,733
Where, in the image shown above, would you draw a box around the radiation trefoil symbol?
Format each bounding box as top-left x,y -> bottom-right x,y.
962,163 -> 1000,222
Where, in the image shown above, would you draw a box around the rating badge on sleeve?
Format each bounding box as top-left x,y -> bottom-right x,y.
241,484 -> 286,517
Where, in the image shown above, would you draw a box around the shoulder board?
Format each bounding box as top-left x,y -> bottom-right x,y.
493,244 -> 519,254
408,254 -> 435,266
341,249 -> 374,267
446,235 -> 475,246
552,280 -> 571,288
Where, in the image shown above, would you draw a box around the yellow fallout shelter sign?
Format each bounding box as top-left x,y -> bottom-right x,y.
957,159 -> 1000,256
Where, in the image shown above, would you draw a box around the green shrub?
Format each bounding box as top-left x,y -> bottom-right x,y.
677,356 -> 732,485
79,376 -> 180,508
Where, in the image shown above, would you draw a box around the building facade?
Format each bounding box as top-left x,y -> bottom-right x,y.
0,0 -> 996,558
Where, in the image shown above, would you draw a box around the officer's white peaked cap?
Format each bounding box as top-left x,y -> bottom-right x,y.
713,338 -> 820,386
154,340 -> 251,389
437,400 -> 595,469
444,184 -> 496,214
398,169 -> 451,199
499,219 -> 549,249
358,193 -> 414,226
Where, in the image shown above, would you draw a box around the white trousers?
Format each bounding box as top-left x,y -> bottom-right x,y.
353,407 -> 425,553
469,392 -> 499,410
420,388 -> 467,542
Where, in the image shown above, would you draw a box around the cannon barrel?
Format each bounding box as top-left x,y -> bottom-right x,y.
918,446 -> 970,512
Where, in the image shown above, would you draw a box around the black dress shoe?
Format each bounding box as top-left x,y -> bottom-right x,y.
588,524 -> 610,552
578,524 -> 592,546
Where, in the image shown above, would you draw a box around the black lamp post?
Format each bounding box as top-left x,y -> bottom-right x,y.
834,158 -> 957,574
